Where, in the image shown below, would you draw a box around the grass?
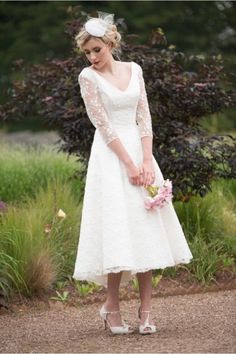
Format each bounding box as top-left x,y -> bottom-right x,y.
0,142 -> 85,204
0,142 -> 235,298
0,180 -> 82,297
200,109 -> 236,135
174,178 -> 236,283
175,181 -> 235,243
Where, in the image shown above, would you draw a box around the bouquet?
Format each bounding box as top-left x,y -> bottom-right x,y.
144,179 -> 173,210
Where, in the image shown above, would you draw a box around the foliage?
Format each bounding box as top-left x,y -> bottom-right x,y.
0,143 -> 84,203
175,179 -> 236,243
0,180 -> 81,298
130,274 -> 162,290
1,8 -> 235,200
0,140 -> 235,296
200,109 -> 236,134
1,2 -> 235,81
174,178 -> 236,283
50,290 -> 69,303
75,281 -> 94,298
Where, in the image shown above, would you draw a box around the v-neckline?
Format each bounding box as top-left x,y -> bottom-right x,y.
88,61 -> 133,93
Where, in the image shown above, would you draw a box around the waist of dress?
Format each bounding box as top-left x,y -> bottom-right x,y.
94,123 -> 140,145
111,122 -> 139,131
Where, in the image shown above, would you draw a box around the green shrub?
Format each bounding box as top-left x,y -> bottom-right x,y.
1,11 -> 235,200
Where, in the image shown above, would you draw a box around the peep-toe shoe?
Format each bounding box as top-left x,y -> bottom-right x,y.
99,304 -> 134,334
138,306 -> 157,335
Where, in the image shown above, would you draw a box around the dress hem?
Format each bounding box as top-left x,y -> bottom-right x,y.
72,256 -> 193,287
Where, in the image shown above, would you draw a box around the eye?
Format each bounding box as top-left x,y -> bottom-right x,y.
94,48 -> 101,53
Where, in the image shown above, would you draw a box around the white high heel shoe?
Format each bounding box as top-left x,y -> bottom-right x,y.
138,306 -> 157,335
99,304 -> 134,334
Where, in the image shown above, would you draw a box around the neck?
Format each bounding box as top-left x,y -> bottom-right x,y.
96,56 -> 119,74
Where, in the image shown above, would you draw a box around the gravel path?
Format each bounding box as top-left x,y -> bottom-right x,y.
0,290 -> 235,353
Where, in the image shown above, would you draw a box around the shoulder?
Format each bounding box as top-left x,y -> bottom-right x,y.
118,60 -> 142,72
78,67 -> 96,83
131,61 -> 143,72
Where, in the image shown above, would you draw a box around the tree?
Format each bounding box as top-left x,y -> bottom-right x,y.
0,9 -> 235,201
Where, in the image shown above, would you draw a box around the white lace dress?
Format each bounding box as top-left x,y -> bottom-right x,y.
73,61 -> 193,287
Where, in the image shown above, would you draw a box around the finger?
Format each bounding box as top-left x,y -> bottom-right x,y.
142,171 -> 148,183
143,172 -> 150,186
136,176 -> 140,185
130,177 -> 136,185
145,173 -> 152,187
139,171 -> 144,179
148,174 -> 154,185
139,176 -> 144,186
137,175 -> 143,185
139,166 -> 144,173
144,178 -> 149,188
133,176 -> 139,185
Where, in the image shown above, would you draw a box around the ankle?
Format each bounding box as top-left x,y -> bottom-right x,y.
104,301 -> 120,312
139,304 -> 151,312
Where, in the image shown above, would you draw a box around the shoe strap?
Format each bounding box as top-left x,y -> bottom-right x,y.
144,312 -> 150,326
139,309 -> 154,327
103,309 -> 120,314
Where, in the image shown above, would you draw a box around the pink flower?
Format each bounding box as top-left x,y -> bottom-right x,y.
144,197 -> 156,210
144,179 -> 173,210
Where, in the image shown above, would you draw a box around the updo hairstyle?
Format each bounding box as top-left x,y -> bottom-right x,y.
75,22 -> 122,56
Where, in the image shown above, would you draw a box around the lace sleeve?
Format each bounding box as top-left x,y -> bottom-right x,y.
78,70 -> 119,145
136,65 -> 153,138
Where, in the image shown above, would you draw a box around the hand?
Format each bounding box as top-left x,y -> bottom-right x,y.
125,162 -> 142,186
138,160 -> 155,188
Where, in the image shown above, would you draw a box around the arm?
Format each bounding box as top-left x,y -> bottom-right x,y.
79,73 -> 118,145
141,136 -> 153,162
136,65 -> 155,187
79,72 -> 140,185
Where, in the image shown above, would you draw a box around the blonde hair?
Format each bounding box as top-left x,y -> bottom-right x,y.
75,22 -> 122,56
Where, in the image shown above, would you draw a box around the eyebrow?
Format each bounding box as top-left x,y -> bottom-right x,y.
84,46 -> 101,51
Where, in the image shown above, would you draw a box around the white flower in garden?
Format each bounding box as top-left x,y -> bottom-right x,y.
57,209 -> 66,219
44,223 -> 52,235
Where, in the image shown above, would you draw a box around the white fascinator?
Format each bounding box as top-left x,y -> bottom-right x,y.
84,11 -> 115,37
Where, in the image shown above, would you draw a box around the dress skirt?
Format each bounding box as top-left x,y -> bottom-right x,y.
73,124 -> 193,287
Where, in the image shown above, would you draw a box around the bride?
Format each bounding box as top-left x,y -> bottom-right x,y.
73,11 -> 193,335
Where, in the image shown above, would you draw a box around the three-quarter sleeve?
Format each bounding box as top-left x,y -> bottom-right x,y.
78,70 -> 119,145
136,65 -> 153,138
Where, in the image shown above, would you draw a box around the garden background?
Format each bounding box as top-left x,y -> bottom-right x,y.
0,1 -> 235,304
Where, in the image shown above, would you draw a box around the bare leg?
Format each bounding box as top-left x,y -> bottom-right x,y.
136,270 -> 155,329
103,272 -> 123,326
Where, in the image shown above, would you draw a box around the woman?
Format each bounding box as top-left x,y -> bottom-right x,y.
73,11 -> 193,335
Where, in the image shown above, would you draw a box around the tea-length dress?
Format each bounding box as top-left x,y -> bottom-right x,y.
73,61 -> 193,287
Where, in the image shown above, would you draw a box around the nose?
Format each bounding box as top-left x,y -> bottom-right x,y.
90,52 -> 97,62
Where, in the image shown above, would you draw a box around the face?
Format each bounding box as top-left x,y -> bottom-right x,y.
82,37 -> 112,69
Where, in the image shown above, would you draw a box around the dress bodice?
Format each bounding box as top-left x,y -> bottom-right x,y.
78,61 -> 153,145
